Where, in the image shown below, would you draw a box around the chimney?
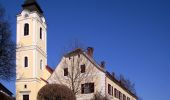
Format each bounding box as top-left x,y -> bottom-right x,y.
100,61 -> 105,69
87,47 -> 94,57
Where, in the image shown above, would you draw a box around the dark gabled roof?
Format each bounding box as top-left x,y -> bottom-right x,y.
0,83 -> 13,96
22,0 -> 43,15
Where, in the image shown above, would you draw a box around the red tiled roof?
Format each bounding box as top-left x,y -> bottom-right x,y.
46,65 -> 54,74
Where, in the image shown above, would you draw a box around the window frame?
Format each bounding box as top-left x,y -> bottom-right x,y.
24,23 -> 29,36
24,56 -> 28,67
81,83 -> 94,94
40,27 -> 42,40
127,97 -> 130,100
119,91 -> 122,100
23,94 -> 29,100
108,84 -> 112,95
64,68 -> 68,76
80,64 -> 86,73
123,94 -> 126,100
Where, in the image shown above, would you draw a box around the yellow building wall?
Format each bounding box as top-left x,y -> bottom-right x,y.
16,10 -> 50,100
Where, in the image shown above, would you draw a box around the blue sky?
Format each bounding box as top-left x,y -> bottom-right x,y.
0,0 -> 170,100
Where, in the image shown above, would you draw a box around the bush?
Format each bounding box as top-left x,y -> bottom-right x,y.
91,92 -> 110,100
37,84 -> 76,100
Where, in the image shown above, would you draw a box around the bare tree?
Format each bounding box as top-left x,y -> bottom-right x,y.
0,4 -> 15,81
48,41 -> 102,97
61,49 -> 96,95
119,74 -> 136,95
49,47 -> 98,96
59,39 -> 85,58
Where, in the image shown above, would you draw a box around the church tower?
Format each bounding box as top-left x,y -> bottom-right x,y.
16,0 -> 48,100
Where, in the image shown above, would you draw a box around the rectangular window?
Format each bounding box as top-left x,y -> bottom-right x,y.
114,88 -> 117,98
24,23 -> 29,36
123,94 -> 126,100
127,97 -> 130,100
114,88 -> 119,98
64,68 -> 68,76
23,95 -> 29,100
24,57 -> 28,67
81,83 -> 94,94
40,28 -> 42,39
108,84 -> 111,95
81,64 -> 85,73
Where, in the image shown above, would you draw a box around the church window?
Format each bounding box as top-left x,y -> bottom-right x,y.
40,27 -> 42,39
24,23 -> 29,36
24,57 -> 28,67
24,85 -> 27,89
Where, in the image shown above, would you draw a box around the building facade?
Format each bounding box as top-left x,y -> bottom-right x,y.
48,48 -> 138,100
16,0 -> 137,100
16,0 -> 51,100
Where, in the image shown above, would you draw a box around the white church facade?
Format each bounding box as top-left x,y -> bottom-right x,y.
16,0 -> 137,100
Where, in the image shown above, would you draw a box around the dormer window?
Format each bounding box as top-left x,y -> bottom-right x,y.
40,27 -> 42,39
24,23 -> 29,36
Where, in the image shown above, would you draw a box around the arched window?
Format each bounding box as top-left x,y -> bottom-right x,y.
24,23 -> 29,36
24,57 -> 28,67
40,60 -> 43,70
40,27 -> 42,39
